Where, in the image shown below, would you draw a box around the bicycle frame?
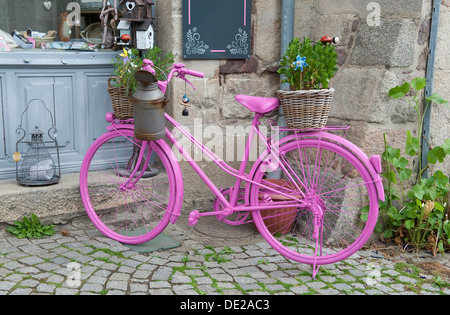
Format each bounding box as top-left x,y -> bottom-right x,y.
106,62 -> 384,224
105,112 -> 384,228
148,63 -> 307,212
80,61 -> 386,278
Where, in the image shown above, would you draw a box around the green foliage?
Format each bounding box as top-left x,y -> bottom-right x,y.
142,46 -> 175,81
6,213 -> 55,239
277,37 -> 338,90
111,46 -> 174,95
379,78 -> 450,255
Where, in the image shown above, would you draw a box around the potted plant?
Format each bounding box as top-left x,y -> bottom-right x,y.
108,46 -> 174,119
277,37 -> 338,129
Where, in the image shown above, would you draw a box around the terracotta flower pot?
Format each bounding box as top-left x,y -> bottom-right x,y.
255,179 -> 300,235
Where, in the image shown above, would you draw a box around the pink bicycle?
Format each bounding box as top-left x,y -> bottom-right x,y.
79,61 -> 384,276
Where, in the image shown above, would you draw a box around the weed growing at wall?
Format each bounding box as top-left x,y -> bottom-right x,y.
6,213 -> 55,239
378,78 -> 450,255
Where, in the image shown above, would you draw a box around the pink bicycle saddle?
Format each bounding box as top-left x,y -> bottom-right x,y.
235,95 -> 280,114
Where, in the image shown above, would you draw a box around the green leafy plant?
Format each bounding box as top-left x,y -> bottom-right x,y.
111,46 -> 174,95
6,213 -> 55,239
379,77 -> 450,255
277,37 -> 338,90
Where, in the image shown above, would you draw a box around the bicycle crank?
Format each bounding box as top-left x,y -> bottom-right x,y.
213,187 -> 251,225
188,207 -> 234,226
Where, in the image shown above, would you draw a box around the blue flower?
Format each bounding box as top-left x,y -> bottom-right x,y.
293,55 -> 308,71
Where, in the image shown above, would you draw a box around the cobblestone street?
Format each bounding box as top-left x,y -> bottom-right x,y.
0,214 -> 449,297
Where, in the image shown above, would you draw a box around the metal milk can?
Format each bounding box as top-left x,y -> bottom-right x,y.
132,70 -> 168,141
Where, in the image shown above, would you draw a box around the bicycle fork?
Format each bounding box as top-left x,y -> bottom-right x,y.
118,140 -> 156,191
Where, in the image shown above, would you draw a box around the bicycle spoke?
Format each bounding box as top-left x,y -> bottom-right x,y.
251,137 -> 379,266
80,130 -> 177,244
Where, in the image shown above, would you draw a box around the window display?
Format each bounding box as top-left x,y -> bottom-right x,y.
0,0 -> 155,52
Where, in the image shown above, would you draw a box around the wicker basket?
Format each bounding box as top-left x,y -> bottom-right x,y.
107,77 -> 134,119
81,23 -> 103,44
277,88 -> 335,129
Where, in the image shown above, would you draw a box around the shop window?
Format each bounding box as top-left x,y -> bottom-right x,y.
0,0 -> 145,52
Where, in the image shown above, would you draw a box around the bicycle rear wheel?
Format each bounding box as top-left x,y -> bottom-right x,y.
250,137 -> 379,266
80,128 -> 179,244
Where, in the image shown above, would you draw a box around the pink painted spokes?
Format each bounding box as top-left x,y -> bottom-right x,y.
250,137 -> 379,267
80,130 -> 175,243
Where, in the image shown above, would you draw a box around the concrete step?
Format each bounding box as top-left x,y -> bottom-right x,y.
0,172 -> 85,224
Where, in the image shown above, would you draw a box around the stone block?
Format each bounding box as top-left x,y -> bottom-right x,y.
220,73 -> 279,119
444,0 -> 450,10
436,12 -> 450,71
311,14 -> 358,46
315,0 -> 423,19
154,0 -> 174,51
0,173 -> 85,223
430,70 -> 450,175
168,75 -> 220,124
417,19 -> 431,45
219,56 -> 259,74
293,0 -> 316,39
350,19 -> 416,67
329,68 -> 413,124
365,123 -> 413,160
253,0 -> 282,63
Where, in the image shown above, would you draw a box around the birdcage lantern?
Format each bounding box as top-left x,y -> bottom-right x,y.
15,99 -> 61,186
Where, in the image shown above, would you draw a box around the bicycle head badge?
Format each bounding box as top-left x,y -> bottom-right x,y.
132,70 -> 168,141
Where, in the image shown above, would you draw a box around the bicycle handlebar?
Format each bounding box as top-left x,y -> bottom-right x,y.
180,68 -> 204,78
141,60 -> 204,94
170,63 -> 204,80
166,63 -> 204,91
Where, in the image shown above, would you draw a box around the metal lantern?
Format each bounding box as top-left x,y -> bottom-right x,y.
15,100 -> 61,186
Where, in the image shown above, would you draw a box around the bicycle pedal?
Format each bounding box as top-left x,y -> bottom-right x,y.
188,210 -> 200,226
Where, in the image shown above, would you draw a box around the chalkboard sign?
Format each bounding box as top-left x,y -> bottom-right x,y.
182,0 -> 252,60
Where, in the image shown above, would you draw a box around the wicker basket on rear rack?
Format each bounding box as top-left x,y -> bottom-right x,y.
277,88 -> 335,130
107,77 -> 134,120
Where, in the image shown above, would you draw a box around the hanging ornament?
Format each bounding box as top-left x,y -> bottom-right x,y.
182,81 -> 191,116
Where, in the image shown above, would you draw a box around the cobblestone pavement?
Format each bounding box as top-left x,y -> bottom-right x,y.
0,214 -> 449,296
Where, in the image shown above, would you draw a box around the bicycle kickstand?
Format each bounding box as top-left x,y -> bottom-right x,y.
312,238 -> 321,279
311,205 -> 324,279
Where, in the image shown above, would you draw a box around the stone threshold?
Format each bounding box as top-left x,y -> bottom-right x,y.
0,173 -> 85,224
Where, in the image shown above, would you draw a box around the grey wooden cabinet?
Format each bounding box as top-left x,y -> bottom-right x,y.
0,50 -> 119,179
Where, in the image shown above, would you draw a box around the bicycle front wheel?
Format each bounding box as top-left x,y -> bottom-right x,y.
80,128 -> 180,244
250,137 -> 379,266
